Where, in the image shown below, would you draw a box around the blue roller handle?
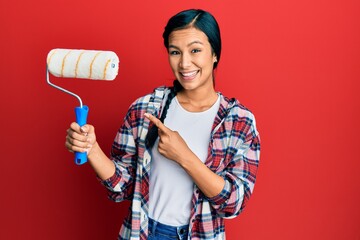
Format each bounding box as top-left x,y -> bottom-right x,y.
75,105 -> 89,165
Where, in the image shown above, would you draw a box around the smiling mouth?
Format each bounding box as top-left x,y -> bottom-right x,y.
180,70 -> 199,79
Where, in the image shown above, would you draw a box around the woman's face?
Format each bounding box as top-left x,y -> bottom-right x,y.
168,27 -> 217,92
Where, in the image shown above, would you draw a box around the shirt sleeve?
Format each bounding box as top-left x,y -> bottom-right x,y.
207,111 -> 261,218
100,105 -> 138,202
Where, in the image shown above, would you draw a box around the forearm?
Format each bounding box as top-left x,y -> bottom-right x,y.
179,153 -> 225,198
87,142 -> 116,181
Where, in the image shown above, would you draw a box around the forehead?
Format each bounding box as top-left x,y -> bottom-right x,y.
168,27 -> 210,46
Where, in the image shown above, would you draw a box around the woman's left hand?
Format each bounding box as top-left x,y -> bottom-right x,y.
144,113 -> 193,164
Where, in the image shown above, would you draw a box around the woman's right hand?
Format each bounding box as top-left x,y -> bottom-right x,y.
65,122 -> 97,156
65,123 -> 115,180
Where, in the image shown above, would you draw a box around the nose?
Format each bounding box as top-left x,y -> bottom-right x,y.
179,53 -> 191,68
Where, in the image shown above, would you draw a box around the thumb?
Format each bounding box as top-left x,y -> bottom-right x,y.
80,124 -> 94,136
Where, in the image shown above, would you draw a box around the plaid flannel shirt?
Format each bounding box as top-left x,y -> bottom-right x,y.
101,86 -> 260,240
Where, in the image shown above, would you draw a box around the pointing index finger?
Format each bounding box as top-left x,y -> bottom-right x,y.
144,113 -> 169,132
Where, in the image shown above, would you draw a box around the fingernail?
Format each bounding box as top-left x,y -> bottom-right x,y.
144,113 -> 149,118
81,127 -> 86,132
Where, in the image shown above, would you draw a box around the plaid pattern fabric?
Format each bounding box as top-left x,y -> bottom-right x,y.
101,86 -> 261,240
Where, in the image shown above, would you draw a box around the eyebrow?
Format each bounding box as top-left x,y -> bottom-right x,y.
168,40 -> 204,49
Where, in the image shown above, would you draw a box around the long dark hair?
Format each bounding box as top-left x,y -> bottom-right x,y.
145,9 -> 222,149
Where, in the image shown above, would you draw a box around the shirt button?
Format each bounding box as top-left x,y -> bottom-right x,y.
141,213 -> 146,221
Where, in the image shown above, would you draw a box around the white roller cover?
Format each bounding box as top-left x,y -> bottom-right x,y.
47,48 -> 119,80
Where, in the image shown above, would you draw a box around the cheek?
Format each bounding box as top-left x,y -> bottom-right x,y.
168,57 -> 178,72
198,57 -> 214,71
195,52 -> 214,67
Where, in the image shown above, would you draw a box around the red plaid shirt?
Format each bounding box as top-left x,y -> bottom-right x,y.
101,86 -> 261,239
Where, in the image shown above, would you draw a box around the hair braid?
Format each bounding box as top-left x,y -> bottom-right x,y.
145,80 -> 183,149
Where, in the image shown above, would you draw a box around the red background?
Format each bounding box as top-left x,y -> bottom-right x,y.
1,0 -> 359,239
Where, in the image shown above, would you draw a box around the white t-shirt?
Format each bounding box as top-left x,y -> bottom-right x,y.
148,95 -> 220,226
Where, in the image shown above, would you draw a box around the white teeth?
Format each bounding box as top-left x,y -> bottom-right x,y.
181,71 -> 197,77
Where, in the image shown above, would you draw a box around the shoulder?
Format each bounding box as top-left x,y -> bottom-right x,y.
219,93 -> 259,140
129,86 -> 170,109
219,93 -> 256,121
124,86 -> 170,122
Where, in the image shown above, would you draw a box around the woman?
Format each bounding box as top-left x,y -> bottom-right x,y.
66,9 -> 260,240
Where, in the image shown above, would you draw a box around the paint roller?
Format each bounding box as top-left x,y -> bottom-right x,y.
46,48 -> 119,165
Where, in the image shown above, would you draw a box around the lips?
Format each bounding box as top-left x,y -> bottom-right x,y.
180,70 -> 199,80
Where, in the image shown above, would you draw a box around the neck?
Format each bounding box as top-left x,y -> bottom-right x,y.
177,87 -> 218,112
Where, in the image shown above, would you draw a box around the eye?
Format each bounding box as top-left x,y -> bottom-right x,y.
191,49 -> 201,53
169,50 -> 180,55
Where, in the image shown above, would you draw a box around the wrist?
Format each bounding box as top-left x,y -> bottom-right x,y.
178,151 -> 197,169
87,141 -> 100,160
